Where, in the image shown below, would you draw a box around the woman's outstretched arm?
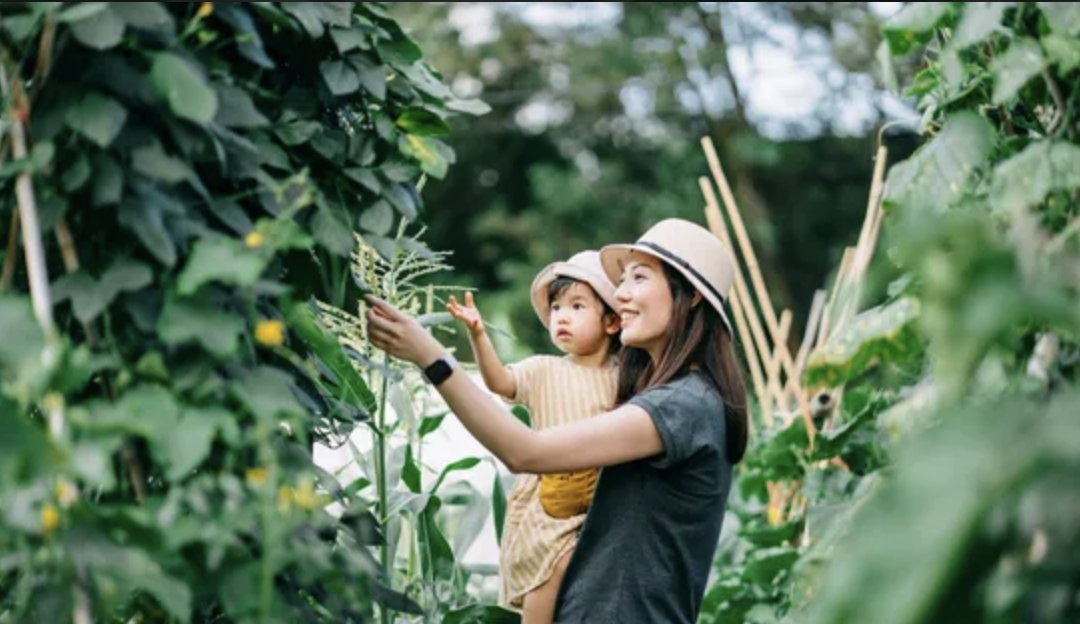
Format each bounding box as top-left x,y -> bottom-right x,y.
364,295 -> 664,473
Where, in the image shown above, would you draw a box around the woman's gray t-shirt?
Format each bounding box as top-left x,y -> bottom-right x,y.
553,371 -> 734,623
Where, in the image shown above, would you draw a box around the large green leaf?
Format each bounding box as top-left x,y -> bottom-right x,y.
805,298 -> 922,389
989,140 -> 1080,214
881,112 -> 994,214
951,2 -> 1013,49
214,84 -> 269,128
69,5 -> 125,50
800,389 -> 1080,624
0,400 -> 54,490
1042,33 -> 1080,71
65,92 -> 127,148
157,295 -> 244,358
395,108 -> 450,137
1037,2 -> 1080,35
320,60 -> 360,96
176,236 -> 267,295
399,134 -> 449,179
286,301 -> 378,414
165,407 -> 230,481
347,53 -> 387,100
150,52 -> 218,124
51,257 -> 153,324
881,2 -> 950,55
111,2 -> 175,35
230,366 -> 307,421
0,296 -> 45,369
990,38 -> 1046,104
131,140 -> 194,184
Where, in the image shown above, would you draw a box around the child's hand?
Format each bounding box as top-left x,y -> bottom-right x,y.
447,291 -> 485,336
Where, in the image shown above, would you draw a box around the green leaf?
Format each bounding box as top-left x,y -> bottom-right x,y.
952,2 -> 1013,49
331,27 -> 367,53
743,546 -> 799,586
62,153 -> 92,192
51,257 -> 153,324
991,38 -> 1046,104
231,366 -> 306,421
287,301 -> 377,414
69,5 -> 125,50
117,197 -> 177,267
1042,33 -> 1080,71
346,54 -> 387,100
274,119 -> 322,145
446,97 -> 492,116
177,236 -> 267,295
431,457 -> 482,495
58,3 -> 108,22
379,30 -> 423,66
2,15 -> 41,42
345,168 -> 382,194
131,140 -> 193,184
399,134 -> 449,179
320,60 -> 360,96
92,153 -> 124,206
882,112 -> 994,214
384,183 -> 418,221
111,2 -> 176,35
1038,2 -> 1080,36
0,297 -> 46,368
396,107 -> 450,137
402,445 -> 422,493
281,2 -> 326,38
252,134 -> 291,170
214,84 -> 269,128
989,141 -> 1080,214
511,405 -> 531,427
150,52 -> 219,124
805,297 -> 922,389
0,397 -> 54,489
881,2 -> 950,55
65,92 -> 127,148
312,203 -> 355,255
418,413 -> 446,438
158,295 -> 244,358
165,408 -> 222,481
492,467 -> 508,546
358,199 -> 394,236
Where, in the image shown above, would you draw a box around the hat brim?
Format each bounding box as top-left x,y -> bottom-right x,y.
599,243 -> 733,336
531,262 -> 620,328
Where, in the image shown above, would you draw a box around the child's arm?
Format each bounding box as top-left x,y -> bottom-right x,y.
447,292 -> 517,399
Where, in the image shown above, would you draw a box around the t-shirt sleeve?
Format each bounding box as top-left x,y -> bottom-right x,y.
505,355 -> 547,406
628,375 -> 724,469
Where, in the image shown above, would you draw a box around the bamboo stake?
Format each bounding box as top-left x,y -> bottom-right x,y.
764,309 -> 792,421
700,178 -> 785,416
700,140 -> 815,445
794,289 -> 827,379
834,145 -> 889,330
817,246 -> 853,349
1,210 -> 19,291
1,63 -> 54,333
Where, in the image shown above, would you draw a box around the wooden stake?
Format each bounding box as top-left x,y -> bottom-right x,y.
764,309 -> 792,421
700,180 -> 774,426
701,139 -> 815,445
794,289 -> 827,379
700,178 -> 786,414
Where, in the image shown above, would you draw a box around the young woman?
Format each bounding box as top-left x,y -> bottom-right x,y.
363,218 -> 749,623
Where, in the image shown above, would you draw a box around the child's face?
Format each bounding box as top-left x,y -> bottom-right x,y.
547,282 -> 619,357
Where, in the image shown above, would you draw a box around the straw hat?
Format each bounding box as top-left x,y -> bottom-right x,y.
530,250 -> 619,328
599,218 -> 735,334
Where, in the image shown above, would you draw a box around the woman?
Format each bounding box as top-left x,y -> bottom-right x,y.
364,218 -> 749,623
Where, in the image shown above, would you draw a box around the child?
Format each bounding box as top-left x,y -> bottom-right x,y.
445,250 -> 621,623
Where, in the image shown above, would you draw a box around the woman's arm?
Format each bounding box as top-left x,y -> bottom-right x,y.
364,295 -> 665,473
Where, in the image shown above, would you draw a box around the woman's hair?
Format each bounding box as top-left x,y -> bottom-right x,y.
614,262 -> 749,463
548,276 -> 621,356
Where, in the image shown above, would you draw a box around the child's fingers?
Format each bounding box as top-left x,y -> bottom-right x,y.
465,290 -> 475,307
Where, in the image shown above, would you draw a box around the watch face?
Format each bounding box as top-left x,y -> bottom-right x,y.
425,359 -> 453,384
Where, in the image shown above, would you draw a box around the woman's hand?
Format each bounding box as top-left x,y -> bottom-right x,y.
364,295 -> 448,367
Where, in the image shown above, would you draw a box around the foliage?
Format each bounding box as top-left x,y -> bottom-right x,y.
0,2 -> 487,622
699,3 -> 1080,624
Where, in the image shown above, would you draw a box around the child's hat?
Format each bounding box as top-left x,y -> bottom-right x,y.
530,250 -> 619,328
599,218 -> 735,335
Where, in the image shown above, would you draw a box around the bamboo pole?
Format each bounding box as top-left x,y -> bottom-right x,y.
700,139 -> 816,445
700,178 -> 786,416
794,289 -> 827,379
764,309 -> 792,421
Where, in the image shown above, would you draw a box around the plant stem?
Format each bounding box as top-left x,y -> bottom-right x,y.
375,355 -> 393,624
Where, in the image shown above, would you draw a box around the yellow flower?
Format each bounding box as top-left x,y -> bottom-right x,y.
245,231 -> 264,248
292,479 -> 320,510
197,2 -> 213,19
277,485 -> 294,512
246,467 -> 267,486
767,505 -> 783,526
41,504 -> 60,533
255,320 -> 284,347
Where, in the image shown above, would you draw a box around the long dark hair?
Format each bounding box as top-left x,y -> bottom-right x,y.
614,262 -> 749,463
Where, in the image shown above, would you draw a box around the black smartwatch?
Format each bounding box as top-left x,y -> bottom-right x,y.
421,354 -> 458,386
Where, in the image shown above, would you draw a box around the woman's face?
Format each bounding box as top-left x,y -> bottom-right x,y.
614,251 -> 673,362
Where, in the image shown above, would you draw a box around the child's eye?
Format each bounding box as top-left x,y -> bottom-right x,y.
574,303 -> 584,310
